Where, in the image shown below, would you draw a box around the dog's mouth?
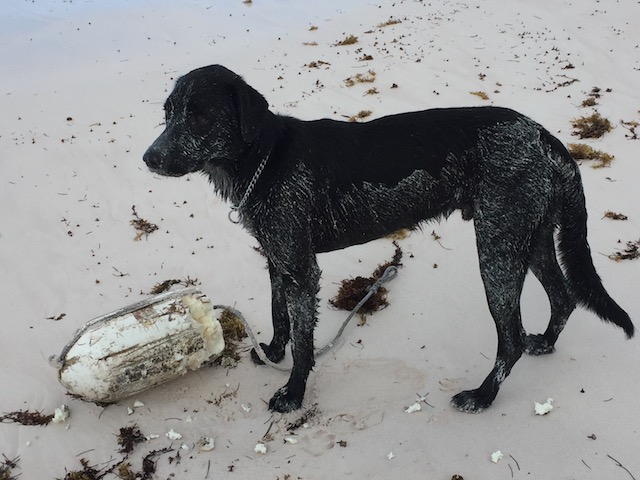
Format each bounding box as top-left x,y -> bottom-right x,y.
146,164 -> 190,177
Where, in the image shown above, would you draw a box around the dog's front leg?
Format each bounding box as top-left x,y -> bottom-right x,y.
268,257 -> 320,413
251,259 -> 290,364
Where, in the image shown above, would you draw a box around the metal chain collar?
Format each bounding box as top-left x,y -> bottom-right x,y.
228,151 -> 271,224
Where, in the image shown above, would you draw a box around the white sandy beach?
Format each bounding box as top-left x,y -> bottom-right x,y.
1,0 -> 639,478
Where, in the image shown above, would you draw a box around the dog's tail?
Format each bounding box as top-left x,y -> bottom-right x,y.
552,137 -> 634,338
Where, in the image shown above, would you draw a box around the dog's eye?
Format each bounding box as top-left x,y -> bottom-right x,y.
188,113 -> 206,128
187,105 -> 207,128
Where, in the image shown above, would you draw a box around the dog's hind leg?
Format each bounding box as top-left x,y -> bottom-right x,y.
251,259 -> 291,365
525,223 -> 576,355
451,220 -> 528,413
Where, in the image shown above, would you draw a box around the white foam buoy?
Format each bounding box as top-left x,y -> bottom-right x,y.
53,288 -> 225,403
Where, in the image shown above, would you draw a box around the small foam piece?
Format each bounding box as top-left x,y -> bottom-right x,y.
534,397 -> 554,415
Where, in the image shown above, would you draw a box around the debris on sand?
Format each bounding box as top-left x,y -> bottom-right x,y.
608,240 -> 640,262
131,205 -> 159,241
0,455 -> 20,480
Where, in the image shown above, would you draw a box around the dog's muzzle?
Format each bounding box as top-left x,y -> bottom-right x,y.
143,144 -> 189,177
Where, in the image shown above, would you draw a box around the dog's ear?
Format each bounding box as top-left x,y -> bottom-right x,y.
233,79 -> 269,143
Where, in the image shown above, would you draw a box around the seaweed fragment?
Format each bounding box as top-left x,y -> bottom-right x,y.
608,240 -> 640,262
344,70 -> 376,87
567,143 -> 614,168
148,276 -> 199,294
621,119 -> 639,140
304,60 -> 330,69
470,91 -> 489,100
347,110 -> 373,122
603,211 -> 628,221
58,458 -> 104,480
286,403 -> 319,432
0,410 -> 53,426
581,86 -> 607,107
377,18 -> 402,28
117,425 -> 146,454
0,455 -> 20,480
335,34 -> 358,46
131,205 -> 159,241
546,75 -> 579,91
141,448 -> 173,480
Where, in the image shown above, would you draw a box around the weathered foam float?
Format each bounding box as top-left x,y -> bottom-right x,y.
52,288 -> 226,404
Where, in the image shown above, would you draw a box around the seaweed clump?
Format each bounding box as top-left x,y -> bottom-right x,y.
117,425 -> 146,454
567,143 -> 614,168
571,112 -> 612,139
344,70 -> 376,87
58,458 -> 103,480
335,34 -> 358,46
377,18 -> 402,28
330,242 -> 403,315
214,309 -> 248,365
0,455 -> 20,480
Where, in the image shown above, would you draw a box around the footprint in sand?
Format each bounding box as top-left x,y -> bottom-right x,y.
438,377 -> 463,392
299,429 -> 336,456
311,358 -> 427,410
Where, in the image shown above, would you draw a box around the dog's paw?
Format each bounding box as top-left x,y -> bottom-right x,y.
268,386 -> 303,413
250,343 -> 286,365
524,334 -> 556,356
450,389 -> 493,413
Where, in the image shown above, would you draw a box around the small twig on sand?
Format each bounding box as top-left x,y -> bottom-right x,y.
607,454 -> 636,480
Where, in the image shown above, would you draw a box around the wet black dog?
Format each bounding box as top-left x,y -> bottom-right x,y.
144,65 -> 633,413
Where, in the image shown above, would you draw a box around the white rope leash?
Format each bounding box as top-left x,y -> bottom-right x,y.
218,265 -> 399,372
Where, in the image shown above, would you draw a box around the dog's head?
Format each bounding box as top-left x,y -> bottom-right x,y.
143,65 -> 269,177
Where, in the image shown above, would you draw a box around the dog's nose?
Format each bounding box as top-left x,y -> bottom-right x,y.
143,148 -> 161,170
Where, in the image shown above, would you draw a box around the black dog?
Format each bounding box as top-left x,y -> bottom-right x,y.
144,64 -> 633,413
